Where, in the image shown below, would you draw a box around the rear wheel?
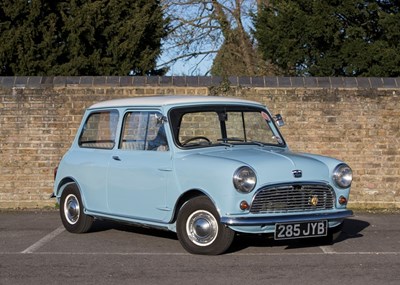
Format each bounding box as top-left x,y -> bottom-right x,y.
176,196 -> 234,255
60,184 -> 93,233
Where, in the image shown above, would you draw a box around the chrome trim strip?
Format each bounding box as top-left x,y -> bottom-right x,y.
85,208 -> 167,225
221,210 -> 353,226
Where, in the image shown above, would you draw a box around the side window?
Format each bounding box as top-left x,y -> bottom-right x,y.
79,111 -> 119,149
120,111 -> 169,151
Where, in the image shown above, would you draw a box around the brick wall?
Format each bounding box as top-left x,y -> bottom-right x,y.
0,76 -> 399,209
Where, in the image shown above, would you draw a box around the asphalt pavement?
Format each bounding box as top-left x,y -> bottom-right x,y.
0,210 -> 399,284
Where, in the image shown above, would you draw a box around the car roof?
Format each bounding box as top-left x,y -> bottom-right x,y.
88,95 -> 263,109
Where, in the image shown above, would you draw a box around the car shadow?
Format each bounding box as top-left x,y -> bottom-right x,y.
87,217 -> 369,254
336,218 -> 370,241
228,218 -> 370,253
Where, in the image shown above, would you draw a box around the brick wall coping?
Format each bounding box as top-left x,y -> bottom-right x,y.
1,76 -> 399,89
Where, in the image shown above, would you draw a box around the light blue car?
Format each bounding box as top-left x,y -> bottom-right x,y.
53,95 -> 353,255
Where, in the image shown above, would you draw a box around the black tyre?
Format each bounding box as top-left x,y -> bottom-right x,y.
320,222 -> 344,245
330,222 -> 344,242
176,196 -> 234,255
60,184 -> 93,233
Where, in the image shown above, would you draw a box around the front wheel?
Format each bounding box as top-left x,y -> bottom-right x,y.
176,196 -> 234,255
330,222 -> 344,242
319,222 -> 344,245
59,183 -> 93,233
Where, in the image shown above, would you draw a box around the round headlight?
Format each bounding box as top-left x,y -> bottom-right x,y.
333,164 -> 353,188
233,166 -> 257,193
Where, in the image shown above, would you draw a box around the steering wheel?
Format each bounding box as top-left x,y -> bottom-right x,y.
182,136 -> 211,146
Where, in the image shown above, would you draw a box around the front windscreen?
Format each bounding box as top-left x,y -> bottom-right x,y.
169,106 -> 285,148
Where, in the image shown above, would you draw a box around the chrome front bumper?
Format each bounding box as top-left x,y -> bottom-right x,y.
221,210 -> 353,226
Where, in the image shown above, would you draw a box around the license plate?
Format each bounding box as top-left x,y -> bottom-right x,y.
274,220 -> 328,240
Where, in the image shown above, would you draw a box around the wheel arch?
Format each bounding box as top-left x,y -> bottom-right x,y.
56,177 -> 81,200
170,189 -> 216,224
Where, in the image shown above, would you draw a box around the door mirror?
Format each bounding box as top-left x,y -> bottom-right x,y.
274,114 -> 284,127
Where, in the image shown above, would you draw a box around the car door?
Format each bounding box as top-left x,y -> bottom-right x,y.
74,110 -> 119,212
107,110 -> 172,221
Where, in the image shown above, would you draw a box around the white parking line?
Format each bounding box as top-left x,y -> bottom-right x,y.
21,226 -> 65,254
8,251 -> 400,256
320,246 -> 336,254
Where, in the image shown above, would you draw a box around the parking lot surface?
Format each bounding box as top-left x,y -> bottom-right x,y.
0,210 -> 399,284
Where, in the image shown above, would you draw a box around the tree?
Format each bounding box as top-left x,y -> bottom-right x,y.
160,0 -> 272,76
0,0 -> 168,76
254,0 -> 400,76
0,0 -> 65,75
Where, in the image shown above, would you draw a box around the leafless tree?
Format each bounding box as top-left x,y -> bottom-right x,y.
160,0 -> 272,76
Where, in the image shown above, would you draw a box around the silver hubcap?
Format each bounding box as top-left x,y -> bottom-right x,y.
64,194 -> 80,225
186,210 -> 218,246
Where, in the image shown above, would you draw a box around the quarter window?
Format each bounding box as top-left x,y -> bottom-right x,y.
79,111 -> 119,149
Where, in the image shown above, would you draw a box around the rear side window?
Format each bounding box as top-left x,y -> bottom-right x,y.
79,110 -> 119,149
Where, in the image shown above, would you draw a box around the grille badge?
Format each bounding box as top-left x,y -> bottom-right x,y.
292,170 -> 302,178
310,195 -> 319,206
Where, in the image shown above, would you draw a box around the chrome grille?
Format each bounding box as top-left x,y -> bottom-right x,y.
250,183 -> 335,214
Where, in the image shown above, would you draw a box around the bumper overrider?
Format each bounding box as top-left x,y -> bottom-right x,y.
221,209 -> 353,226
